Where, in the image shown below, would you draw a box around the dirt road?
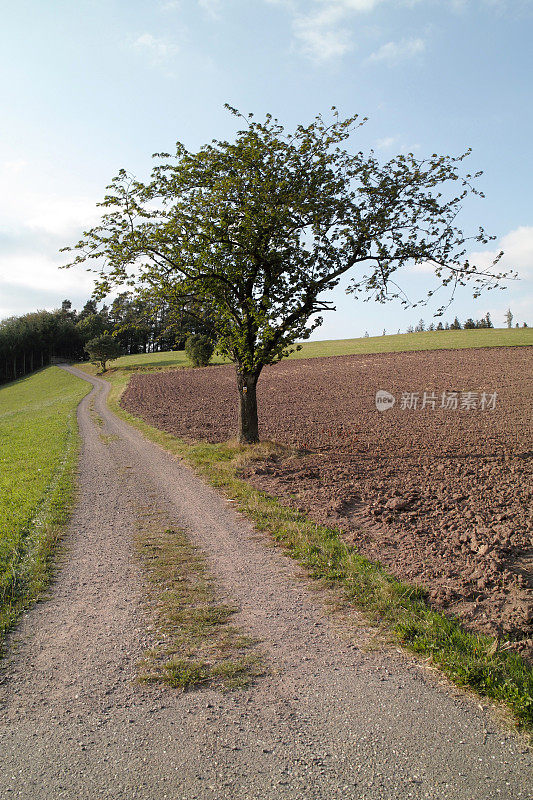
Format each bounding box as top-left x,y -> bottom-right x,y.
0,367 -> 530,799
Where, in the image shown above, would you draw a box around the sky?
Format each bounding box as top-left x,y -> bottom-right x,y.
1,0 -> 532,338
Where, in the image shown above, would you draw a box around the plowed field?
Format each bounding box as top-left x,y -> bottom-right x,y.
121,347 -> 533,655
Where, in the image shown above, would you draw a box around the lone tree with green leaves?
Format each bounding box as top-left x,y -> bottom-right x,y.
85,334 -> 123,373
63,107 -> 510,443
185,333 -> 215,367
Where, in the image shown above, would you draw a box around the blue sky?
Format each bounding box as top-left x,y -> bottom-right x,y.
1,0 -> 532,337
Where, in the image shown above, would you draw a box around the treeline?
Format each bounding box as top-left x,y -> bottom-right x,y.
0,294 -> 208,384
408,313 -> 495,332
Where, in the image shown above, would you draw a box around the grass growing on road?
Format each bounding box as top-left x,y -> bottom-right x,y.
85,327 -> 533,375
133,506 -> 263,691
0,368 -> 89,647
90,364 -> 533,731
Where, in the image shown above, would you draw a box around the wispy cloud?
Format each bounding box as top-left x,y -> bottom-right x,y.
469,226 -> 533,280
132,33 -> 178,66
293,5 -> 353,60
265,0 -> 422,62
368,37 -> 426,63
0,167 -> 105,314
198,0 -> 222,18
2,159 -> 28,174
376,136 -> 398,149
327,0 -> 383,9
291,1 -> 379,61
159,0 -> 181,10
265,1 -> 519,64
410,226 -> 533,281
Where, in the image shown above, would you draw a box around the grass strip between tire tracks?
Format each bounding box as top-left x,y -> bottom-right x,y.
132,505 -> 264,691
92,365 -> 533,733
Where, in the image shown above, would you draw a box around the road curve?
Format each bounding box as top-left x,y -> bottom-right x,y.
0,366 -> 530,800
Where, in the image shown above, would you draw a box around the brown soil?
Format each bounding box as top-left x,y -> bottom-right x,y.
121,347 -> 533,653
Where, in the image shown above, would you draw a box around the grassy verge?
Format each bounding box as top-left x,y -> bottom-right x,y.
84,327 -> 533,375
133,502 -> 263,691
0,367 -> 90,648
88,364 -> 533,731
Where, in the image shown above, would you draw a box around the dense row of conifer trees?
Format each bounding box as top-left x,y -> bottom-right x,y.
0,295 -> 206,384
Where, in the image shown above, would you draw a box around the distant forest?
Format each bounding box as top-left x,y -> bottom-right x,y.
0,298 -> 528,385
0,294 -> 209,384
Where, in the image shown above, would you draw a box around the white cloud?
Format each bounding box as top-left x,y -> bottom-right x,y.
198,0 -> 221,17
469,226 -> 533,280
376,136 -> 398,149
368,37 -> 426,63
0,251 -> 94,296
132,33 -> 178,65
324,0 -> 383,9
0,182 -> 102,240
410,226 -> 533,281
26,196 -> 102,239
266,1 -> 425,62
2,159 -> 28,174
293,6 -> 353,60
0,169 -> 106,316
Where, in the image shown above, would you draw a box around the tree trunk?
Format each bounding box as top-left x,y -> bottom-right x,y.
237,369 -> 260,444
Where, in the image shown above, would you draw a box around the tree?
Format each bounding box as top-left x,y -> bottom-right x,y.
185,334 -> 215,367
505,308 -> 513,328
77,309 -> 108,343
62,107 -> 510,443
85,334 -> 123,372
78,298 -> 99,321
61,299 -> 75,318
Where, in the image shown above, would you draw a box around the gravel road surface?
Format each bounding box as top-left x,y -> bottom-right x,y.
0,366 -> 530,800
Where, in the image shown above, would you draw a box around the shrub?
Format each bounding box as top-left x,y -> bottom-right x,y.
185,334 -> 215,367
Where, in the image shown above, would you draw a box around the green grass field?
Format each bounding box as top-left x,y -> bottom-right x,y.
0,367 -> 90,643
88,327 -> 532,374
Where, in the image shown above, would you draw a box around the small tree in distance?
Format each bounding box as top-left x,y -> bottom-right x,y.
63,107 -> 511,443
85,334 -> 123,373
185,334 -> 215,367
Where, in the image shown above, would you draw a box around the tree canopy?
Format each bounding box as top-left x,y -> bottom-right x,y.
85,333 -> 124,373
63,107 -> 510,442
